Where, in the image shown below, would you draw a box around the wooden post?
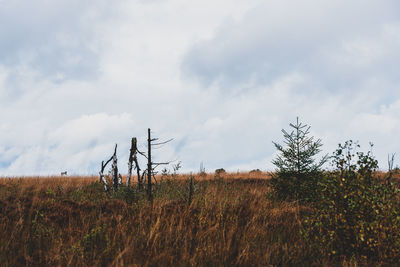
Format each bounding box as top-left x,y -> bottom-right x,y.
147,128 -> 152,201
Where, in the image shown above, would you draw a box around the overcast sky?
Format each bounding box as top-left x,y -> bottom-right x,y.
1,0 -> 400,175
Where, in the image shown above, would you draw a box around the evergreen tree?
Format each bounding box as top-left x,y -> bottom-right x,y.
271,117 -> 328,201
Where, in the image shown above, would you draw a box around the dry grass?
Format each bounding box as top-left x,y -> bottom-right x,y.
0,172 -> 395,266
0,170 -> 271,187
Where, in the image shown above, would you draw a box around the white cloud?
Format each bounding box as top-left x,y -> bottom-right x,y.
3,113 -> 136,175
0,0 -> 112,84
1,0 -> 400,175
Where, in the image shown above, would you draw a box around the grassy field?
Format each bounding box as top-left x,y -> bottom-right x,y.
0,172 -> 398,266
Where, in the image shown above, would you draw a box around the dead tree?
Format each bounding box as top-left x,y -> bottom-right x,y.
146,128 -> 173,201
111,144 -> 119,191
98,130 -> 172,196
127,137 -> 143,188
99,146 -> 115,192
147,128 -> 153,201
127,138 -> 135,187
135,147 -> 144,189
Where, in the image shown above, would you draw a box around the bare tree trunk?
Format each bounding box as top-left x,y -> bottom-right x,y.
140,171 -> 146,189
99,152 -> 114,192
99,160 -> 109,192
112,144 -> 119,191
99,161 -> 104,184
147,128 -> 152,201
127,138 -> 135,187
134,156 -> 141,189
133,137 -> 142,189
127,137 -> 142,189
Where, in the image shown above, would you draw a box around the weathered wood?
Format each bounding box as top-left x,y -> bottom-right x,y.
127,137 -> 140,187
127,138 -> 134,187
99,173 -> 108,192
140,170 -> 146,189
99,130 -> 171,195
99,160 -> 109,192
127,160 -> 133,186
147,128 -> 152,201
134,155 -> 142,189
111,144 -> 119,191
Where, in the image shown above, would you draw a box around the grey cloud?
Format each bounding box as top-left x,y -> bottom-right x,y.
1,0 -> 400,175
181,0 -> 400,95
0,0 -> 110,86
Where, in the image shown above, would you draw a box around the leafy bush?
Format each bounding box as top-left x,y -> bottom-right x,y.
271,117 -> 328,201
73,224 -> 114,264
302,141 -> 400,263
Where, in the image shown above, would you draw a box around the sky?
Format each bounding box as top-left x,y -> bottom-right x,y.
1,0 -> 400,175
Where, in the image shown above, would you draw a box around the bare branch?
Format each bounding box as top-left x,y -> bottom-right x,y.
152,138 -> 174,146
101,155 -> 113,173
153,162 -> 171,165
138,150 -> 147,159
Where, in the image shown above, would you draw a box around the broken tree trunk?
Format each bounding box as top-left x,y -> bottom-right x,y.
99,154 -> 113,192
134,151 -> 142,189
127,137 -> 141,188
127,138 -> 134,187
111,144 -> 119,191
99,161 -> 109,192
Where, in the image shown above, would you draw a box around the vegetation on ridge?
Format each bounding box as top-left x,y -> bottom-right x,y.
0,118 -> 399,266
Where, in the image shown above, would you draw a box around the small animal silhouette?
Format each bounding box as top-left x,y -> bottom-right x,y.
61,171 -> 67,176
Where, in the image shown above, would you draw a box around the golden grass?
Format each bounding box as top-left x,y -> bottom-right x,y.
0,171 -> 272,189
0,171 -> 396,266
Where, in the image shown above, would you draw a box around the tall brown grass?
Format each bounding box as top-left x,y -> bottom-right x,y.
0,172 -> 396,266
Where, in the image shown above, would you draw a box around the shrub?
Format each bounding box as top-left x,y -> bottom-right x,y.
215,168 -> 226,175
271,117 -> 328,201
249,169 -> 262,174
73,223 -> 114,264
302,141 -> 400,263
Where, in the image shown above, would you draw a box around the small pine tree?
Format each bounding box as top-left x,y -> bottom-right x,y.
271,117 -> 328,201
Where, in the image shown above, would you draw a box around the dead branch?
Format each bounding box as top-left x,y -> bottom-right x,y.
152,138 -> 174,146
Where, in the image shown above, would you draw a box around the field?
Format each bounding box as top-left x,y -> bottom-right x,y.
0,172 -> 398,266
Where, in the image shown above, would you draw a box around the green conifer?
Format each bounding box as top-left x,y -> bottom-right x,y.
271,117 -> 328,201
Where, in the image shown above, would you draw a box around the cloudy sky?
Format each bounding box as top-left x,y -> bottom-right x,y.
1,0 -> 400,175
